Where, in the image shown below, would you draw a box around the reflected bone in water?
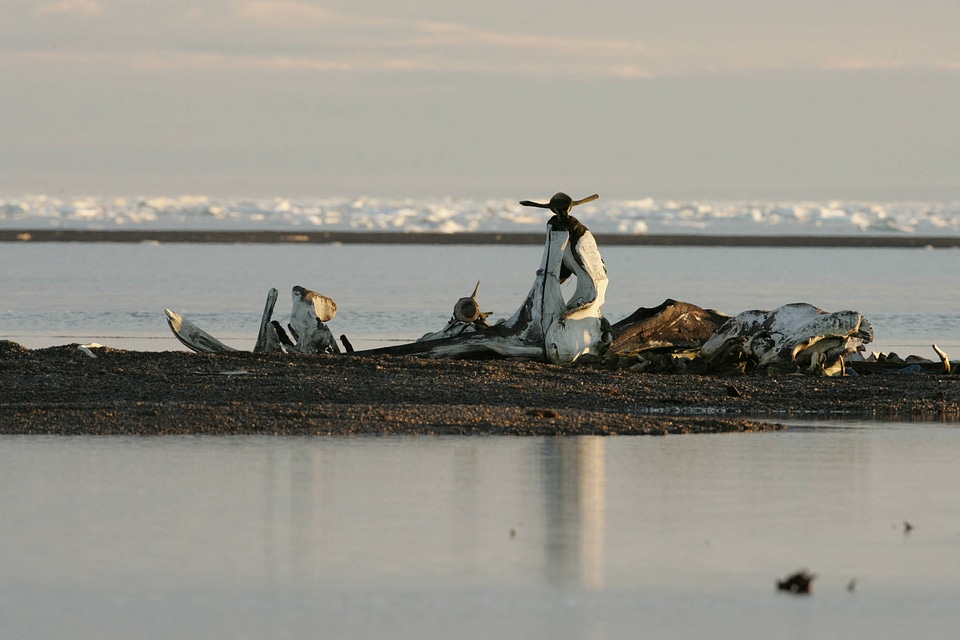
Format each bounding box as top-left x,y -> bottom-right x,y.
541,438 -> 606,589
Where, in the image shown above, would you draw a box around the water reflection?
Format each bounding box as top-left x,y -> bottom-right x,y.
3,429 -> 960,640
239,438 -> 610,589
541,438 -> 606,588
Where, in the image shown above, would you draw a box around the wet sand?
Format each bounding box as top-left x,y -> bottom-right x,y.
3,340 -> 958,435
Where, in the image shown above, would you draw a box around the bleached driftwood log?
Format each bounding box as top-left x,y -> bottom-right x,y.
355,193 -> 611,364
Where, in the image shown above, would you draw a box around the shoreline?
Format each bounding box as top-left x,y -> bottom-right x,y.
3,229 -> 960,248
2,341 -> 959,436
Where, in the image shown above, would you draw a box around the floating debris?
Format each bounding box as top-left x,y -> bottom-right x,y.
777,570 -> 815,594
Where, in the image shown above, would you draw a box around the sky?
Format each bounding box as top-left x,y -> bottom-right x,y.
2,0 -> 960,200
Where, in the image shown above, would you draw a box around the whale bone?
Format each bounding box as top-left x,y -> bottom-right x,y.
364,203 -> 610,363
166,286 -> 339,354
700,303 -> 873,375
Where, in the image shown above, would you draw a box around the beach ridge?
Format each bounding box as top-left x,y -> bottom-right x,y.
2,341 -> 959,435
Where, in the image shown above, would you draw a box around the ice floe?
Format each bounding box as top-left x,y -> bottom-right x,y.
1,194 -> 959,236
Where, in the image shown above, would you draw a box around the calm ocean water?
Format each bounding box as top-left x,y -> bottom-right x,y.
1,429 -> 958,640
3,238 -> 959,639
1,242 -> 959,357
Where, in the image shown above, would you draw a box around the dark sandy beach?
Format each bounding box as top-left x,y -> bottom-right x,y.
2,340 -> 958,436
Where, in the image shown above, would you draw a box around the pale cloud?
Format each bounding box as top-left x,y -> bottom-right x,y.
36,0 -> 104,15
9,1 -> 960,80
232,0 -> 382,28
0,49 -> 353,73
823,58 -> 910,72
0,47 -> 645,79
412,21 -> 655,77
224,4 -> 655,78
413,20 -> 647,56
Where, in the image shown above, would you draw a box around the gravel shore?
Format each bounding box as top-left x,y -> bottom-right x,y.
3,340 -> 959,436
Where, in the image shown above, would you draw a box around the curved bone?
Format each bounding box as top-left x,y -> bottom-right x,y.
544,221 -> 609,362
357,204 -> 610,364
164,309 -> 240,353
933,344 -> 951,373
486,212 -> 609,363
